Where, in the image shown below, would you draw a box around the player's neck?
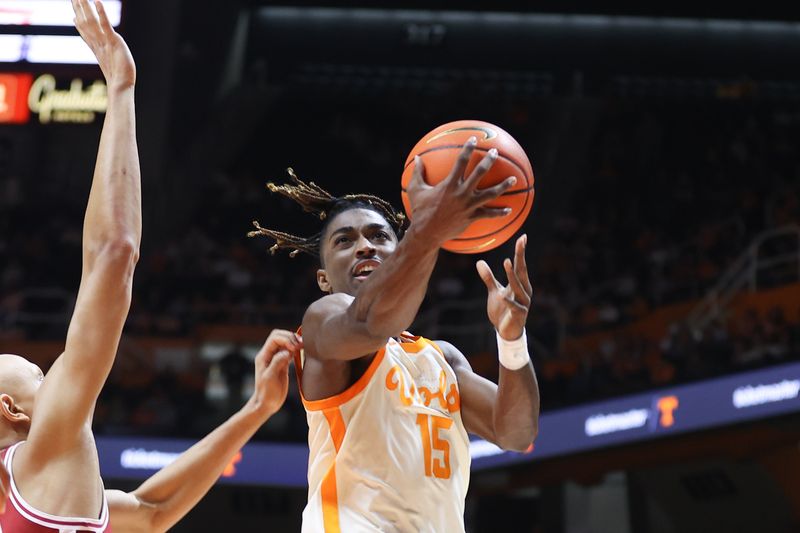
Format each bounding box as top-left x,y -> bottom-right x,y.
0,425 -> 27,449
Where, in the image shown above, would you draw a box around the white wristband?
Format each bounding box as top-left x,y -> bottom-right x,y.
496,329 -> 530,370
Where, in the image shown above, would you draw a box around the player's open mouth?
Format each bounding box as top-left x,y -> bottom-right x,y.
352,259 -> 381,280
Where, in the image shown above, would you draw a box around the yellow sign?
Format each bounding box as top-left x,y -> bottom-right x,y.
28,74 -> 107,124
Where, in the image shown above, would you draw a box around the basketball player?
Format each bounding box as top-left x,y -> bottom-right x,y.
0,2 -> 299,531
0,329 -> 298,532
250,141 -> 540,532
0,0 -> 142,530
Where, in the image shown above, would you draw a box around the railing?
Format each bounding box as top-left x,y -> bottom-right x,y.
561,217 -> 746,314
413,298 -> 558,360
688,224 -> 800,333
413,298 -> 489,347
648,217 -> 747,307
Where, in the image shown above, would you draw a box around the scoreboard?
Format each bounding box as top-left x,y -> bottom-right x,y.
0,0 -> 122,64
0,0 -> 122,124
0,72 -> 31,123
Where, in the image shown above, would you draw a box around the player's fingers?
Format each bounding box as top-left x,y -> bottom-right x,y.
264,351 -> 291,380
476,260 -> 502,292
463,148 -> 497,189
257,329 -> 293,367
79,0 -> 99,29
84,0 -> 102,26
71,0 -> 82,22
470,206 -> 511,220
74,0 -> 88,22
408,155 -> 430,193
504,257 -> 530,306
446,136 -> 477,184
72,0 -> 91,40
259,335 -> 296,375
76,0 -> 102,43
265,329 -> 301,354
514,234 -> 533,296
473,176 -> 516,206
95,0 -> 114,35
254,347 -> 268,377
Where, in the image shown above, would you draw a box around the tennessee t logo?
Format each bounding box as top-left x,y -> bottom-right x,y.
656,396 -> 679,427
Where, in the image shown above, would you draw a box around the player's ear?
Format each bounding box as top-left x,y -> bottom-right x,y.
0,394 -> 30,426
317,269 -> 332,293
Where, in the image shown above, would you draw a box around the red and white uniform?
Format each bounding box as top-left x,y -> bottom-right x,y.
296,334 -> 471,533
0,442 -> 111,532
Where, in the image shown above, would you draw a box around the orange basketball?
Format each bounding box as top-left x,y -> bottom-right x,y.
401,120 -> 535,254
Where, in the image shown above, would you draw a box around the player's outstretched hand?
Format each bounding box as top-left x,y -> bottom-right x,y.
247,329 -> 302,419
72,0 -> 135,90
406,136 -> 517,245
476,234 -> 532,340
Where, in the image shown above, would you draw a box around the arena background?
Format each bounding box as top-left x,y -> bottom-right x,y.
1,1 -> 800,531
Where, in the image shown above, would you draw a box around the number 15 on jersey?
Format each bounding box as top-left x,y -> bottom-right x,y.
416,413 -> 453,479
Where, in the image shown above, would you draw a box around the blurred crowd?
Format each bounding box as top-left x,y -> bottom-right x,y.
539,99 -> 800,336
2,82 -> 800,440
537,305 -> 800,409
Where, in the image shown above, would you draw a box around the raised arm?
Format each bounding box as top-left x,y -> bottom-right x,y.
304,139 -> 518,360
107,331 -> 299,533
25,0 -> 140,459
443,235 -> 539,451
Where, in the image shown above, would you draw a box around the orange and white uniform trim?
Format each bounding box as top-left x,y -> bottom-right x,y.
295,334 -> 471,533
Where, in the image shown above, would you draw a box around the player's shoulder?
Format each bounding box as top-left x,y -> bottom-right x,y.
430,339 -> 470,370
304,292 -> 354,317
430,338 -> 460,355
303,293 -> 353,327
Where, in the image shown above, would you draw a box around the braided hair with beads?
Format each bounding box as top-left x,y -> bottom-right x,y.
248,168 -> 408,258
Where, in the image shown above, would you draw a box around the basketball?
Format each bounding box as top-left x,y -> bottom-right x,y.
401,120 -> 535,254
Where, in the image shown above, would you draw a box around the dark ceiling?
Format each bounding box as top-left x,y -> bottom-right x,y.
240,1 -> 800,23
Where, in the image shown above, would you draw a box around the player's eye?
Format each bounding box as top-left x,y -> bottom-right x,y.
375,231 -> 389,240
335,236 -> 350,245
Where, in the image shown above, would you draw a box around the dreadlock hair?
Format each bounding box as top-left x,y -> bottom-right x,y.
248,168 -> 408,260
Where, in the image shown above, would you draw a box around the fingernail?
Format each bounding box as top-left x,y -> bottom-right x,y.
468,136 -> 477,145
488,148 -> 498,158
508,176 -> 517,186
503,208 -> 512,215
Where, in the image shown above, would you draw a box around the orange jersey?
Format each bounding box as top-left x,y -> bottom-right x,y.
295,334 -> 471,533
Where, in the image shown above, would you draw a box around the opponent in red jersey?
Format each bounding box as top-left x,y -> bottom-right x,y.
0,0 -> 141,530
0,329 -> 298,532
0,2 -> 300,531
